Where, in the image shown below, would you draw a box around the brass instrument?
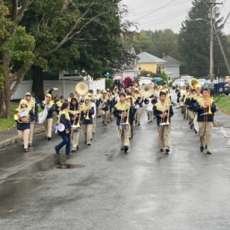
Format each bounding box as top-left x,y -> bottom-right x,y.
160,102 -> 171,126
72,111 -> 81,129
190,79 -> 201,90
85,110 -> 90,120
81,104 -> 91,121
120,109 -> 129,127
75,81 -> 89,96
205,96 -> 213,115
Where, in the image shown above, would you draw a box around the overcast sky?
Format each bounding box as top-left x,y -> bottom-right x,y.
122,0 -> 230,34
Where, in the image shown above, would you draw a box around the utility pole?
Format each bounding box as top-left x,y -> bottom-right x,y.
208,1 -> 222,82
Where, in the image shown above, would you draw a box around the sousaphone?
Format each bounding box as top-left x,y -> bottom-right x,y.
75,81 -> 89,96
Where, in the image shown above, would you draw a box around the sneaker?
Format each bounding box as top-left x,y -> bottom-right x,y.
165,148 -> 170,154
54,146 -> 59,155
206,150 -> 212,155
124,146 -> 129,154
200,146 -> 204,153
160,148 -> 164,153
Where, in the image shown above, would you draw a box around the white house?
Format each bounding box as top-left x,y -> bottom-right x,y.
163,55 -> 180,79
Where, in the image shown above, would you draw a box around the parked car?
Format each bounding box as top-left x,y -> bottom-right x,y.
224,83 -> 230,95
172,79 -> 187,88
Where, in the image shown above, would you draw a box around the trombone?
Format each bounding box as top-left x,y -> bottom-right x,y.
160,101 -> 171,126
120,109 -> 129,128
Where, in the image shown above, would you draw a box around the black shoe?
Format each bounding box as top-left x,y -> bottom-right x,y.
24,148 -> 29,152
124,146 -> 129,154
200,146 -> 204,153
165,148 -> 170,154
71,149 -> 76,153
87,143 -> 91,146
47,137 -> 51,141
206,151 -> 212,155
160,148 -> 164,153
55,146 -> 59,155
28,143 -> 32,148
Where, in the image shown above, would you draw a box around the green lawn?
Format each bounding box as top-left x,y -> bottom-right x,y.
0,103 -> 18,131
215,95 -> 230,115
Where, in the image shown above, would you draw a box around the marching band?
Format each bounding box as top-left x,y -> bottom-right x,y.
14,79 -> 217,160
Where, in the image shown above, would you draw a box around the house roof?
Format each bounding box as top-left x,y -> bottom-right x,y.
137,52 -> 166,64
163,55 -> 180,66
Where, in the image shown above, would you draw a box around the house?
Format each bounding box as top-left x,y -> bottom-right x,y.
163,55 -> 180,79
137,52 -> 166,74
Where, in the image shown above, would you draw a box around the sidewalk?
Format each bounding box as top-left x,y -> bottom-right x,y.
0,125 -> 45,149
215,111 -> 230,128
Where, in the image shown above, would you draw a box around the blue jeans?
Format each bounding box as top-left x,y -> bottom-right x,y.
55,132 -> 71,156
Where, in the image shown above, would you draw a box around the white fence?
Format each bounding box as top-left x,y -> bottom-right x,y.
11,79 -> 105,100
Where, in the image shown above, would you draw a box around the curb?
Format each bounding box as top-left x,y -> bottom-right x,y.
0,128 -> 45,150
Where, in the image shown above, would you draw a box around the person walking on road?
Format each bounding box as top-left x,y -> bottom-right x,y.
14,100 -> 31,152
194,88 -> 217,155
55,102 -> 72,158
154,91 -> 174,154
114,93 -> 131,153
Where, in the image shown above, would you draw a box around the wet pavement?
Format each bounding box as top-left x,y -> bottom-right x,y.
0,110 -> 230,230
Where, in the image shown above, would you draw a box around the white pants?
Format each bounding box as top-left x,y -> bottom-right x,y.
18,129 -> 30,149
71,129 -> 80,150
29,122 -> 35,145
45,118 -> 53,138
83,124 -> 93,145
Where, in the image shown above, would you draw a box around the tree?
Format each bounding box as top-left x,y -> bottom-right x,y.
124,29 -> 180,59
178,0 -> 230,77
22,0 -> 125,98
0,0 -> 125,116
0,1 -> 35,117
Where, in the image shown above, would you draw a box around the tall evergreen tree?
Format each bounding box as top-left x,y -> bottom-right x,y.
178,0 -> 229,77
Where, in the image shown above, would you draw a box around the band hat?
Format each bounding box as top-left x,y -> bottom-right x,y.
46,93 -> 52,98
25,92 -> 32,96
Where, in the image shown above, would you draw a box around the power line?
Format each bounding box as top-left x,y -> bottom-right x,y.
131,0 -> 185,21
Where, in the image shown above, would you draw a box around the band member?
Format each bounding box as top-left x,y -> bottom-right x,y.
69,97 -> 81,152
81,97 -> 95,146
194,88 -> 217,155
90,94 -> 97,136
100,91 -> 110,125
95,89 -> 102,118
23,92 -> 37,147
114,93 -> 131,153
154,91 -> 174,154
135,96 -> 144,126
14,100 -> 31,152
145,96 -> 157,123
127,96 -> 136,139
185,89 -> 198,130
43,94 -> 56,141
55,102 -> 72,158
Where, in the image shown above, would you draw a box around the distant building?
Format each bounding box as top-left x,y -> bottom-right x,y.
163,55 -> 181,79
137,52 -> 166,74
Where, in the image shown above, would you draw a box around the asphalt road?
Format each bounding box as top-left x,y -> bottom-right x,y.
0,109 -> 230,230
